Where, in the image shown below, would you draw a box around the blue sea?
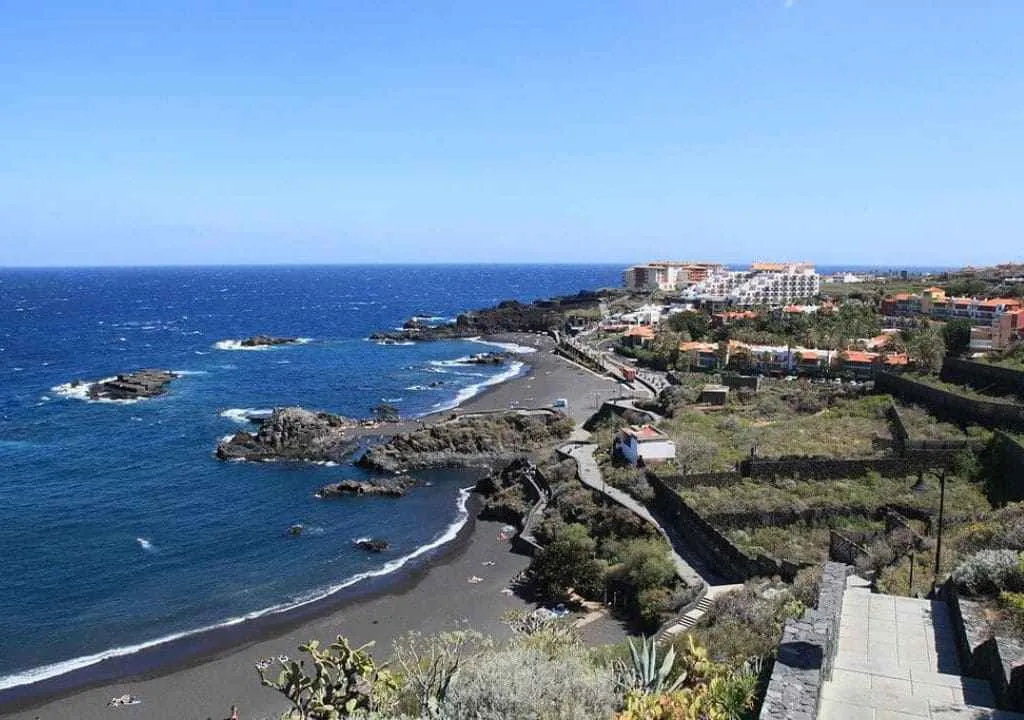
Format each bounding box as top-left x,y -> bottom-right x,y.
0,264 -> 623,690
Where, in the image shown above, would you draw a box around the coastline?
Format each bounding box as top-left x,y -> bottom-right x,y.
0,332 -> 623,719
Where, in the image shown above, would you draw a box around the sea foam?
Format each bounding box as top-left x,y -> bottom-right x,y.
0,487 -> 472,692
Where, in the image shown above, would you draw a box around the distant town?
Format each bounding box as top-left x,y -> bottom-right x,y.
609,260 -> 1024,378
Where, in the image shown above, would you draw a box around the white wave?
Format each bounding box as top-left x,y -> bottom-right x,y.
215,338 -> 313,351
0,487 -> 472,692
405,385 -> 429,391
381,397 -> 403,403
377,340 -> 415,346
172,370 -> 208,376
352,536 -> 372,545
193,351 -> 210,355
313,460 -> 338,467
50,378 -> 141,405
428,361 -> 525,414
219,408 -> 272,425
214,340 -> 268,351
136,538 -> 155,552
467,337 -> 538,354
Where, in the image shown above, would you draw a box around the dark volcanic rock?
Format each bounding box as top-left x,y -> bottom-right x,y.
88,370 -> 178,401
354,538 -> 389,552
316,477 -> 414,498
240,335 -> 300,347
357,411 -> 575,473
461,352 -> 508,366
369,289 -> 611,343
216,407 -> 358,462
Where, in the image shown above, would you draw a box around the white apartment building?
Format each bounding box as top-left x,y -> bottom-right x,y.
678,262 -> 820,306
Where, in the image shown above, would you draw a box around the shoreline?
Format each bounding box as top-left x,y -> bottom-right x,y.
0,332 -> 623,718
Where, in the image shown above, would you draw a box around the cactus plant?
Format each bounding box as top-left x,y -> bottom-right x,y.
257,635 -> 397,719
627,636 -> 687,695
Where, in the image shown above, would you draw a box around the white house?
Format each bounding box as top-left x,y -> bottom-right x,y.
615,425 -> 676,466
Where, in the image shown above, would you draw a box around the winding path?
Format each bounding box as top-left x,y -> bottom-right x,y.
560,442 -> 703,588
558,440 -> 742,641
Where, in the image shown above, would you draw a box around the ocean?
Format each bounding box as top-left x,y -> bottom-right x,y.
0,264 -> 623,691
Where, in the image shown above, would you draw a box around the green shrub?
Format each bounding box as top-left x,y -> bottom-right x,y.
443,646 -> 620,720
952,549 -> 1024,595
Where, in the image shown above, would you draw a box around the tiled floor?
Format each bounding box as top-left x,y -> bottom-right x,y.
818,577 -> 1023,719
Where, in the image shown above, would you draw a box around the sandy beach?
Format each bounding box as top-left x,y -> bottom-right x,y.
1,334 -> 627,720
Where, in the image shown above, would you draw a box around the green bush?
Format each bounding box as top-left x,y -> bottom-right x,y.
952,549 -> 1024,595
443,646 -> 621,720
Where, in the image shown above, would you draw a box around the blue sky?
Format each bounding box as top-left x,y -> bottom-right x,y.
1,2 -> 1022,267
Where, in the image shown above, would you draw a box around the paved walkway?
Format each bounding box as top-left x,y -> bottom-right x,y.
819,576 -> 1023,719
560,442 -> 704,588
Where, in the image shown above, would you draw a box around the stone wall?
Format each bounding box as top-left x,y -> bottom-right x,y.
988,431 -> 1024,505
702,504 -> 935,532
939,579 -> 1024,711
942,357 -> 1024,400
875,370 -> 1024,431
659,471 -> 743,489
720,372 -> 762,391
743,455 -> 950,481
759,562 -> 853,719
648,472 -> 801,582
829,530 -> 870,566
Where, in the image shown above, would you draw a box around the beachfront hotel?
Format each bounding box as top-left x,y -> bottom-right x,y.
676,261 -> 821,306
622,261 -> 724,292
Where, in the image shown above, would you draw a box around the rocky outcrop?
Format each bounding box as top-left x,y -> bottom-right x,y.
241,335 -> 300,347
216,407 -> 358,462
316,477 -> 414,498
357,411 -> 575,473
369,290 -> 609,343
88,370 -> 178,401
462,352 -> 508,365
354,538 -> 389,552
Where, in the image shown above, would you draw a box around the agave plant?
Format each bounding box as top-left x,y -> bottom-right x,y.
627,636 -> 687,695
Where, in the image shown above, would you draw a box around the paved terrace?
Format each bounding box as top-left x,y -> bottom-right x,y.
820,576 -> 1024,719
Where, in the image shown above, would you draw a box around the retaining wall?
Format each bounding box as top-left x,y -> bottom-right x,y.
942,357 -> 1024,400
648,472 -> 802,583
875,370 -> 1024,431
743,455 -> 951,481
988,431 -> 1024,505
939,579 -> 1024,711
759,562 -> 853,719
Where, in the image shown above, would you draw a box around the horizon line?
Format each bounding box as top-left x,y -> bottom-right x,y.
0,261 -> 968,271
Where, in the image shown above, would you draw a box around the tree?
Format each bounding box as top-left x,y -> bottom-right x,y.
942,319 -> 972,357
907,326 -> 947,373
667,311 -> 709,341
530,524 -> 606,601
372,402 -> 400,423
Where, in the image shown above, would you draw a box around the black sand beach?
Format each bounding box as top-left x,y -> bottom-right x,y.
0,336 -> 626,720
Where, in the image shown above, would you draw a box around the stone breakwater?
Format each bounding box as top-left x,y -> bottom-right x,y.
216,407 -> 360,463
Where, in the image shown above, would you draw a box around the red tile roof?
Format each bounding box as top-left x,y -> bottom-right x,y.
624,325 -> 656,338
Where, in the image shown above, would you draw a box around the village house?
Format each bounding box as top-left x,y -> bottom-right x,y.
615,425 -> 677,466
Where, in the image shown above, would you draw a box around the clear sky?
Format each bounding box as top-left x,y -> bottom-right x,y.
1,2 -> 1022,267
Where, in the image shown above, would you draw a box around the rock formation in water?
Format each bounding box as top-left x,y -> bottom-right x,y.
216,407 -> 358,462
316,477 -> 414,498
86,370 -> 178,401
240,335 -> 301,347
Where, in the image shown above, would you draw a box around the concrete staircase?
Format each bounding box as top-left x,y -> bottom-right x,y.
818,577 -> 1024,719
655,595 -> 714,643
